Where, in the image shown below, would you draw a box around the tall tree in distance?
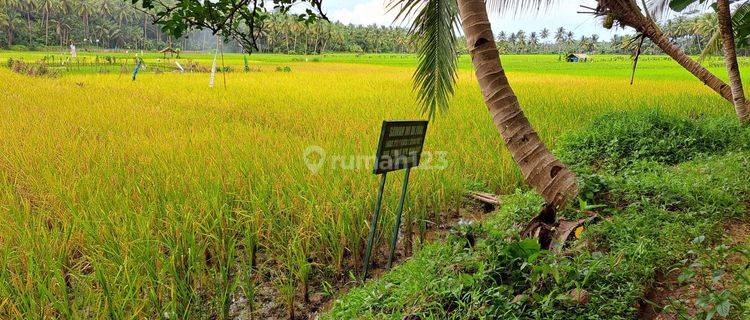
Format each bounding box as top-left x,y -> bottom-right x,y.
554,26 -> 565,58
594,0 -> 748,123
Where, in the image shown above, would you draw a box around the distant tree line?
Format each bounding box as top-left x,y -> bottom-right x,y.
0,0 -> 739,57
495,27 -> 617,54
496,11 -> 750,56
0,0 -> 411,54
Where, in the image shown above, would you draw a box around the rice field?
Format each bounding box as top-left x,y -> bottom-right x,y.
0,51 -> 740,318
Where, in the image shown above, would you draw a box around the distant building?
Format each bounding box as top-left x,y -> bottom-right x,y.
566,53 -> 588,63
159,47 -> 179,58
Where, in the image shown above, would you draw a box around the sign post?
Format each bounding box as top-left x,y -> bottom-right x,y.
387,168 -> 410,269
362,120 -> 428,280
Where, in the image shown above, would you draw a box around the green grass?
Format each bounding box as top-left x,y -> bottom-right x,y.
0,50 -> 745,79
327,111 -> 750,319
0,51 -> 748,319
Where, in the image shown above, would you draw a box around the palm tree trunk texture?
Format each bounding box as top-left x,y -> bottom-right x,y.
597,0 -> 734,105
717,0 -> 750,123
44,6 -> 49,47
456,0 -> 578,209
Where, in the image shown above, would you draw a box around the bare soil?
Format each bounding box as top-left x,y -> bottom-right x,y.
229,197 -> 495,319
639,219 -> 750,320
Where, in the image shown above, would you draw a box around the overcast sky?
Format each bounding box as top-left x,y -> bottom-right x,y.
321,0 -> 634,41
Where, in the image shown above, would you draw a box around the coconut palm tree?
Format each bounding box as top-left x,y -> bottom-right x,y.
529,31 -> 539,52
716,0 -> 749,122
392,0 -> 578,223
540,28 -> 550,52
39,0 -> 53,47
0,0 -> 20,47
595,0 -> 748,123
668,0 -> 750,121
77,0 -> 92,41
554,26 -> 566,58
20,0 -> 35,46
590,34 -> 599,53
540,27 -> 549,41
0,10 -> 9,47
515,29 -> 526,52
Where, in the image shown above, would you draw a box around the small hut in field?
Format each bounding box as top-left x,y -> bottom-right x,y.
566,53 -> 588,63
159,47 -> 178,58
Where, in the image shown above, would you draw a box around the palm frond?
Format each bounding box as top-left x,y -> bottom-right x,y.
390,0 -> 459,119
732,1 -> 750,47
699,27 -> 721,60
647,0 -> 714,18
699,1 -> 750,60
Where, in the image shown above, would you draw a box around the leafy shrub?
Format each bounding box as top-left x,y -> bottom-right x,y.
6,59 -> 60,77
329,112 -> 750,320
558,110 -> 750,171
9,44 -> 29,51
329,151 -> 750,319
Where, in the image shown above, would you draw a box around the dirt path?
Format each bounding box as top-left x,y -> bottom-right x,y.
640,219 -> 750,320
229,197 -> 495,319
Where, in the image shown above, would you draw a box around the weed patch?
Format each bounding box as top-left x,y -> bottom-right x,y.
327,113 -> 750,319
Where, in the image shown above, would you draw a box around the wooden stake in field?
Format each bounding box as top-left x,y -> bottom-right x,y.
209,38 -> 218,88
220,39 -> 227,89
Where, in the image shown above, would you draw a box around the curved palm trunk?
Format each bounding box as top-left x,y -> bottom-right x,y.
6,25 -> 12,47
648,25 -> 734,103
456,0 -> 578,209
44,6 -> 49,47
597,0 -> 734,104
717,0 -> 750,123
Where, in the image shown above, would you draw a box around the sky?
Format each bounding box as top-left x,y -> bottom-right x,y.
320,0 -> 634,41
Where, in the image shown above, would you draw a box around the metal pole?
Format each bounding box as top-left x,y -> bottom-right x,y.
362,172 -> 387,280
387,167 -> 411,269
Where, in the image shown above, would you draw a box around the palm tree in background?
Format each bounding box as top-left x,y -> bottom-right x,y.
516,29 -> 526,52
40,0 -> 52,46
77,0 -> 92,41
591,34 -> 599,53
595,0 -> 748,122
554,26 -> 565,58
20,0 -> 35,46
540,27 -> 550,52
565,30 -> 574,48
529,31 -> 539,52
578,35 -> 588,52
0,0 -> 19,47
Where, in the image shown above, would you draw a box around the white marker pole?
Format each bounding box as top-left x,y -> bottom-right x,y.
209,50 -> 218,88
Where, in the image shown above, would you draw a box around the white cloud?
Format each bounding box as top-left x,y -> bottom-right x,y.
323,0 -> 633,40
486,1 -> 633,41
327,0 -> 399,27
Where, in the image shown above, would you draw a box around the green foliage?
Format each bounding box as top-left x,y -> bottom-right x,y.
127,0 -> 326,52
328,112 -> 750,319
668,239 -> 750,319
8,45 -> 30,52
669,0 -> 710,12
393,0 -> 460,119
6,58 -> 60,77
558,110 -> 750,172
